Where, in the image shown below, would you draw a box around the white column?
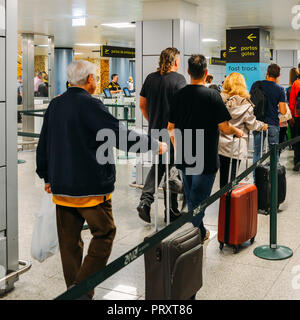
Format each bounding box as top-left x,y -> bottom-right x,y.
21,33 -> 35,135
135,8 -> 202,184
48,36 -> 55,100
273,50 -> 299,88
0,0 -> 18,294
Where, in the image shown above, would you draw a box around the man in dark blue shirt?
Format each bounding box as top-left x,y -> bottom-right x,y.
251,63 -> 287,171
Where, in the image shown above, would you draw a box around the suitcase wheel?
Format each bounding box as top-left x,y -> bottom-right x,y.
233,246 -> 239,254
250,237 -> 255,244
219,242 -> 224,251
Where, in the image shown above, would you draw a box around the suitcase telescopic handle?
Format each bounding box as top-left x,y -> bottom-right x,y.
165,151 -> 170,226
228,135 -> 241,184
154,150 -> 170,232
155,153 -> 159,232
260,129 -> 269,157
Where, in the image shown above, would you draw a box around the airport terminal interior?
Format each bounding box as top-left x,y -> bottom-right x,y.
1,0 -> 300,301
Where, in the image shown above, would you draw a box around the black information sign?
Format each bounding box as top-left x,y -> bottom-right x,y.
220,50 -> 227,60
100,45 -> 135,58
259,29 -> 272,63
226,28 -> 270,63
210,57 -> 226,66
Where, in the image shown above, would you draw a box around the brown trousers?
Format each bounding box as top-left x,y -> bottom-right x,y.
56,199 -> 116,298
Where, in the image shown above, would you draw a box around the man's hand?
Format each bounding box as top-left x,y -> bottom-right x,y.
45,183 -> 52,194
158,142 -> 168,155
263,124 -> 268,131
290,117 -> 295,127
234,128 -> 244,138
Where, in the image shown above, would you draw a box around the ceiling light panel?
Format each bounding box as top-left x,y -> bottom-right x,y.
75,43 -> 101,47
101,22 -> 136,29
202,38 -> 218,42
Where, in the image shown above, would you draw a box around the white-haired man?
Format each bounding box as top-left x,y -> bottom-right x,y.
36,60 -> 167,300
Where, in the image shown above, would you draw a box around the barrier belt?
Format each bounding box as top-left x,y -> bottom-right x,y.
17,132 -> 40,138
55,150 -> 271,300
22,112 -> 44,117
277,135 -> 300,151
18,109 -> 47,113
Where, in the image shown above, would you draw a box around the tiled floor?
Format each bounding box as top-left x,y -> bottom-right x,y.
2,148 -> 300,300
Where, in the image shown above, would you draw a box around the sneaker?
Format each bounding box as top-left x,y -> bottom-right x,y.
137,202 -> 151,223
201,229 -> 210,244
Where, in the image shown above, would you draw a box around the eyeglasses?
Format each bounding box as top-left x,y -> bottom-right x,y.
88,75 -> 100,82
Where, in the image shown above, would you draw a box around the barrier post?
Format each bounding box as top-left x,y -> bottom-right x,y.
254,143 -> 293,260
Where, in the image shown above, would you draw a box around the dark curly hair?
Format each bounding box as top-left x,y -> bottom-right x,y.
157,47 -> 180,75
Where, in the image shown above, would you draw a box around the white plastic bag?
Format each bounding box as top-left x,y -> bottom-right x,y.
31,193 -> 58,262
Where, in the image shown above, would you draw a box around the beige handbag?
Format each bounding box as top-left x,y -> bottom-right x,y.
279,106 -> 292,122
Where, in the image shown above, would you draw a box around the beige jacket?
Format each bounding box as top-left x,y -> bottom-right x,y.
218,93 -> 265,160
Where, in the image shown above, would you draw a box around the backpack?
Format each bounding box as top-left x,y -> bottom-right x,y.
286,86 -> 292,103
296,90 -> 300,116
251,81 -> 268,121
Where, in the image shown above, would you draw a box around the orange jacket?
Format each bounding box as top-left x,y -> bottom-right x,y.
289,79 -> 300,118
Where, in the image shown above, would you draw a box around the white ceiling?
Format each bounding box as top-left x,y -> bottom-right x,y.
18,0 -> 300,58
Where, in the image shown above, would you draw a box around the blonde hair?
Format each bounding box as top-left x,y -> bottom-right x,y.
222,72 -> 250,99
157,47 -> 180,75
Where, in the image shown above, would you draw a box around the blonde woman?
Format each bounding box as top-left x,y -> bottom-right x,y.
219,72 -> 268,188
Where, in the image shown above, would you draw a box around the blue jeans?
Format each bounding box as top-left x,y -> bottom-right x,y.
253,125 -> 280,182
181,171 -> 216,238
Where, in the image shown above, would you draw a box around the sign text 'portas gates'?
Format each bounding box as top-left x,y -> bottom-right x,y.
226,28 -> 271,63
100,45 -> 135,59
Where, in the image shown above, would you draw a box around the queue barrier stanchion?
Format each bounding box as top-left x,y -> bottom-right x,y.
51,135 -> 300,299
254,143 -> 293,260
54,150 -> 272,300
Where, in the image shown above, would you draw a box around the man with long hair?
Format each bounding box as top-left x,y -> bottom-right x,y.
137,47 -> 187,224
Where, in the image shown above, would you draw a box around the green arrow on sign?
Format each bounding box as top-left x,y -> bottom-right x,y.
247,33 -> 257,42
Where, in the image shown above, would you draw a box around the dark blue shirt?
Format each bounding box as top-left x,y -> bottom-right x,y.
260,80 -> 286,127
36,87 -> 156,196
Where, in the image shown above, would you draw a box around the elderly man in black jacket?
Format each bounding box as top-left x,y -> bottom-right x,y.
36,60 -> 166,300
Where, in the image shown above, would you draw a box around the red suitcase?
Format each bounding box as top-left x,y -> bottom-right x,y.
218,137 -> 258,254
218,184 -> 258,253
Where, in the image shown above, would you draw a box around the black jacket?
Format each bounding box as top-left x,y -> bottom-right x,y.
36,87 -> 157,197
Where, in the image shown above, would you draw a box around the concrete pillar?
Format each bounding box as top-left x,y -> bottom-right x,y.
54,48 -> 74,96
273,50 -> 299,88
135,0 -> 202,185
0,0 -> 18,294
48,36 -> 55,100
21,33 -> 35,136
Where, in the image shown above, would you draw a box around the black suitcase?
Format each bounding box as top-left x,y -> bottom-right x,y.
144,153 -> 203,300
254,132 -> 287,213
255,162 -> 286,213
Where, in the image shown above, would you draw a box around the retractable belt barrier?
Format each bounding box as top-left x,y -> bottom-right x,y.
56,135 -> 300,300
17,131 -> 40,138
